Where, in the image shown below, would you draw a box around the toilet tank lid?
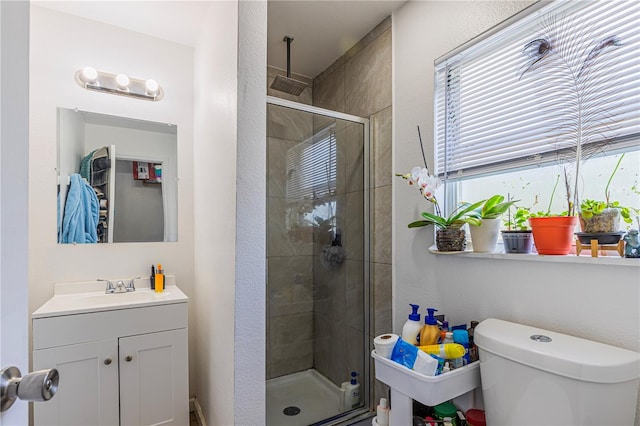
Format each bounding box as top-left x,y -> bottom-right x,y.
475,318 -> 640,384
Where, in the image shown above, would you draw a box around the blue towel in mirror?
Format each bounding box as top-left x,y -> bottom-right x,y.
61,174 -> 99,243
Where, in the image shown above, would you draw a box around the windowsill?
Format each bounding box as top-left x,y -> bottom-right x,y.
428,245 -> 640,267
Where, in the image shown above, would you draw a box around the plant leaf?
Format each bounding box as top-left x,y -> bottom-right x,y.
420,211 -> 447,228
448,200 -> 486,224
481,195 -> 503,216
408,220 -> 433,228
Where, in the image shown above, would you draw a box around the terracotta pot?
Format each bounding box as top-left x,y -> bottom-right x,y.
436,228 -> 466,252
529,216 -> 578,255
469,218 -> 501,252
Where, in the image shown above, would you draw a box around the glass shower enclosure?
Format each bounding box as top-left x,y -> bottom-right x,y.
266,96 -> 370,426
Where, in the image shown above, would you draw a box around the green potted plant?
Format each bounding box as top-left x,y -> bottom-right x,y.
578,154 -> 632,241
396,167 -> 485,252
502,206 -> 534,254
464,195 -> 518,253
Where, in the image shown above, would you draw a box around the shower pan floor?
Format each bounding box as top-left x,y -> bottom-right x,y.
266,369 -> 343,426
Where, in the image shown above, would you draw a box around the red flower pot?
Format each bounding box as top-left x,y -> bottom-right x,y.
529,216 -> 578,255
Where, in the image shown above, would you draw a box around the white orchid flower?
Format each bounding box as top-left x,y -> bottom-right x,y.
410,166 -> 423,183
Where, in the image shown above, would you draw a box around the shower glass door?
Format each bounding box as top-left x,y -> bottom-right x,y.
266,97 -> 370,426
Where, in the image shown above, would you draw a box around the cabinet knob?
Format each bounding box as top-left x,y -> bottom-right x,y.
125,355 -> 133,362
103,358 -> 112,365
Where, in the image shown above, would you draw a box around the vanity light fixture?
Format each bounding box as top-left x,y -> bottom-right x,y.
145,79 -> 159,97
79,66 -> 99,85
115,73 -> 130,91
75,66 -> 163,101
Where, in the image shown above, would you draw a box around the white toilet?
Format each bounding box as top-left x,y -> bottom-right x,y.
475,318 -> 640,425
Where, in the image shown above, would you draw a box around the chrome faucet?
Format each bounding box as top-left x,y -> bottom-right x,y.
99,279 -> 136,294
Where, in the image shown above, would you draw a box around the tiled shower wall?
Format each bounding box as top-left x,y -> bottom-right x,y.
312,16 -> 392,398
266,15 -> 392,393
266,68 -> 315,379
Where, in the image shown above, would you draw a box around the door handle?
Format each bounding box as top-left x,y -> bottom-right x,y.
1,366 -> 59,412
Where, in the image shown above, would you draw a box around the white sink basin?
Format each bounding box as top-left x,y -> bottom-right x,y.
33,276 -> 187,318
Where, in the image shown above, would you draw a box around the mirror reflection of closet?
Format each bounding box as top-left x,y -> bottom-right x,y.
57,108 -> 178,243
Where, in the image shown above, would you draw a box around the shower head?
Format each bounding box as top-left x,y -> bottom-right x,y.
271,75 -> 307,96
270,36 -> 308,96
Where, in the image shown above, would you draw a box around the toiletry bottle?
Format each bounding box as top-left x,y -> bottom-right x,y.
155,263 -> 164,293
453,329 -> 470,366
376,398 -> 390,426
440,320 -> 450,343
150,265 -> 156,290
420,308 -> 440,346
401,304 -> 422,345
418,343 -> 466,359
343,372 -> 360,410
468,320 -> 479,362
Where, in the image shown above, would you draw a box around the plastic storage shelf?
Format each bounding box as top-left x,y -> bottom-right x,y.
372,350 -> 480,406
372,350 -> 480,425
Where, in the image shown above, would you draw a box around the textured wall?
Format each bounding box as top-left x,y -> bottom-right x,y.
235,1 -> 267,423
193,1 -> 238,424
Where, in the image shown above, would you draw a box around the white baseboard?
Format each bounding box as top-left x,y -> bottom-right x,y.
190,397 -> 207,426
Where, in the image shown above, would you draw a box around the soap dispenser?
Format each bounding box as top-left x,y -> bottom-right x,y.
343,372 -> 361,410
401,304 -> 422,345
420,308 -> 440,346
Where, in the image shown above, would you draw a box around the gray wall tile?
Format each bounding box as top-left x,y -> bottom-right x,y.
373,186 -> 392,264
372,107 -> 392,188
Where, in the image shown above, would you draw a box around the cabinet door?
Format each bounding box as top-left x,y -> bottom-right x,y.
33,339 -> 119,426
119,329 -> 188,426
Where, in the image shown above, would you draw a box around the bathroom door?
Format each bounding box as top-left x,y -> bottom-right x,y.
0,1 -> 30,424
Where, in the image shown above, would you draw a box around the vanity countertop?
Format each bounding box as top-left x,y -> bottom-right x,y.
33,275 -> 187,318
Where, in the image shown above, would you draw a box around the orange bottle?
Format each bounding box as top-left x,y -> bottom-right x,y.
155,264 -> 164,293
419,308 -> 440,346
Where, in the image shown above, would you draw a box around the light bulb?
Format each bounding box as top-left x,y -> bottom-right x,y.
115,73 -> 130,90
145,79 -> 159,96
80,66 -> 98,84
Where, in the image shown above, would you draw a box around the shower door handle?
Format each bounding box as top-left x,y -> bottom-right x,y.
0,366 -> 59,412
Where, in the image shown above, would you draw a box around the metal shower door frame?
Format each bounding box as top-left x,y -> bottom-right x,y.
266,95 -> 373,424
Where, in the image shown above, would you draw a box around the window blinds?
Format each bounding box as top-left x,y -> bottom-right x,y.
434,0 -> 640,179
286,125 -> 337,200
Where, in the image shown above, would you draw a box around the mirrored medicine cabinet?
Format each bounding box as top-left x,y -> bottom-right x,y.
57,108 -> 178,243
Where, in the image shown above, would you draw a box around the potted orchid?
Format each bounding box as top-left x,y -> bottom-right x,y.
396,166 -> 484,252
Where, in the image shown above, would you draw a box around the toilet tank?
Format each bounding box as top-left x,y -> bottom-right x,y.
475,318 -> 640,426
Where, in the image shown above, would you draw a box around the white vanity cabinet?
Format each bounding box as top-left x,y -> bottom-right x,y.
32,281 -> 188,426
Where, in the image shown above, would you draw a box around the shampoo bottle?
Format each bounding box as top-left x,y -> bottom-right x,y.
420,308 -> 440,346
343,372 -> 361,410
376,398 -> 390,426
401,304 -> 422,345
